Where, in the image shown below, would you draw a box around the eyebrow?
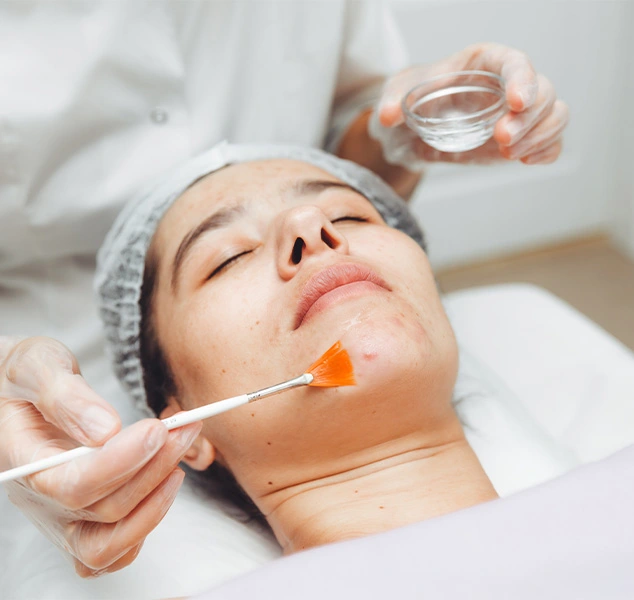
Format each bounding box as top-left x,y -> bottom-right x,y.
171,204 -> 246,291
170,179 -> 362,292
291,179 -> 359,197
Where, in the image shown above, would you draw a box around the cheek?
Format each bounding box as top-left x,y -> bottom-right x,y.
169,281 -> 275,404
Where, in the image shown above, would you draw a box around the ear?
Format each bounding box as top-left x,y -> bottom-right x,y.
160,398 -> 216,471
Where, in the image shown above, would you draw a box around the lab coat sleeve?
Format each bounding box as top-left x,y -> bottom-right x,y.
324,0 -> 410,153
195,444 -> 634,600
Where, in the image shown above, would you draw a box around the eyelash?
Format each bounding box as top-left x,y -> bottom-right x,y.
331,216 -> 368,224
208,250 -> 251,279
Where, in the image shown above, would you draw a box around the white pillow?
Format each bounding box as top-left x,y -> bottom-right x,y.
444,283 -> 634,461
453,347 -> 577,497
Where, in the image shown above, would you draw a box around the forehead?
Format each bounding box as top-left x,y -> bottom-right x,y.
157,158 -> 341,236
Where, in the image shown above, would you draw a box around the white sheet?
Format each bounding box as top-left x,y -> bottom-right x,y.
2,284 -> 633,599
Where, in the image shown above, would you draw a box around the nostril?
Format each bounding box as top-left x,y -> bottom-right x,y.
291,238 -> 305,264
321,228 -> 337,249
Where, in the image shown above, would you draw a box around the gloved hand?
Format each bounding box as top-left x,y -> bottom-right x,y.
0,336 -> 201,577
369,43 -> 569,169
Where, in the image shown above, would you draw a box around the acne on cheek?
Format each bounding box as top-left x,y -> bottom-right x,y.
342,309 -> 436,383
385,310 -> 428,347
345,325 -> 398,376
361,348 -> 379,362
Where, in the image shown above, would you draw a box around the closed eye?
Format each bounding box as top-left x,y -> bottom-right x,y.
208,250 -> 252,279
331,216 -> 368,224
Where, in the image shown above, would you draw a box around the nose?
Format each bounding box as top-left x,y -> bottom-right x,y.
276,205 -> 349,280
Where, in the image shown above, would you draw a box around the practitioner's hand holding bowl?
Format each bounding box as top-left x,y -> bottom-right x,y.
370,42 -> 569,168
0,336 -> 201,577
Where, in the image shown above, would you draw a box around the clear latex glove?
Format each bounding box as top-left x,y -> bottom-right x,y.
368,43 -> 569,170
0,336 -> 201,577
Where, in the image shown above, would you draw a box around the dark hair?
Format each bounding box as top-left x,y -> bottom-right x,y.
139,250 -> 269,528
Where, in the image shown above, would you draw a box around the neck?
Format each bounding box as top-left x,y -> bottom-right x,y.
262,428 -> 497,554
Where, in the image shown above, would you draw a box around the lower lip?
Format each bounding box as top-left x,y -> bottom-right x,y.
298,281 -> 387,328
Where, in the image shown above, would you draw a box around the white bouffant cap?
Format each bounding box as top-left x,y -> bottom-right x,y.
95,141 -> 426,415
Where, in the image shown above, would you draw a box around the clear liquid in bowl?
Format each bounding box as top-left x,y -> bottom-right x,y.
404,78 -> 506,152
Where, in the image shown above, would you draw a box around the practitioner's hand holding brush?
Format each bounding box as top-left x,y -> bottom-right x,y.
0,341 -> 355,484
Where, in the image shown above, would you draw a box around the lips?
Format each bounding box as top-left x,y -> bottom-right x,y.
293,262 -> 390,329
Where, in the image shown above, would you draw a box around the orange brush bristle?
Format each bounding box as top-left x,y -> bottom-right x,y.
305,341 -> 356,387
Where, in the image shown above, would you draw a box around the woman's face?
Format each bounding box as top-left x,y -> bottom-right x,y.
149,159 -> 458,507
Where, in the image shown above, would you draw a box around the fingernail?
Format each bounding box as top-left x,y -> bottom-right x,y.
81,405 -> 119,442
145,422 -> 168,453
168,469 -> 185,493
160,470 -> 184,509
378,90 -> 399,110
520,82 -> 538,108
178,425 -> 200,449
506,120 -> 523,144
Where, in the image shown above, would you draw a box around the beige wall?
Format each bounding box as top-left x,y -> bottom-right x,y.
612,1 -> 634,259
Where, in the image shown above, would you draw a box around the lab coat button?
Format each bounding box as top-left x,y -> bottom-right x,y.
150,107 -> 169,124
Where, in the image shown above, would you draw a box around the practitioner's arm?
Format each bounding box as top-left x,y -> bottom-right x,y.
336,108 -> 421,201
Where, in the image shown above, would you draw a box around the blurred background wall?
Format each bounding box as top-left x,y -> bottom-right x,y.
389,0 -> 634,269
613,0 -> 634,260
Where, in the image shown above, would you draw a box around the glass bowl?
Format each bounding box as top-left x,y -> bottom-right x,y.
402,70 -> 506,152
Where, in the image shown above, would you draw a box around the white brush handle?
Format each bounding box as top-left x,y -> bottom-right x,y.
161,393 -> 249,430
0,373 -> 313,485
0,393 -> 250,485
0,446 -> 96,483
